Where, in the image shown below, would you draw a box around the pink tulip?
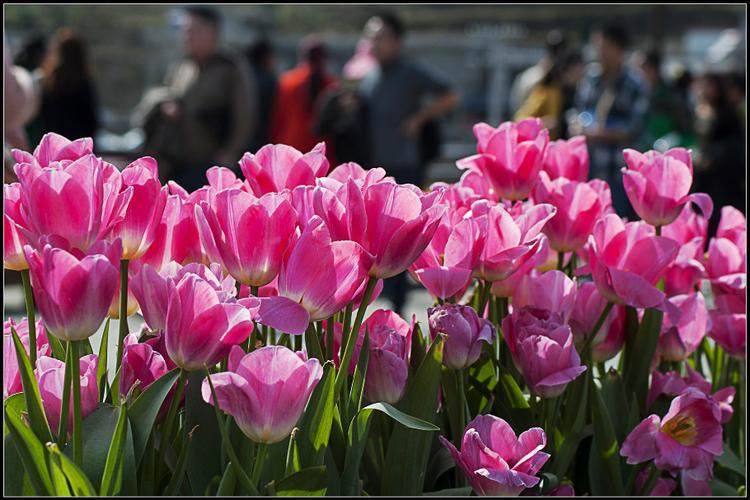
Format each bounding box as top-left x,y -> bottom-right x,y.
4,183 -> 30,270
621,148 -> 713,227
35,354 -> 98,436
326,162 -> 388,189
109,157 -> 168,260
635,469 -> 676,496
428,304 -> 494,370
165,271 -> 257,371
14,154 -> 132,252
472,200 -> 556,282
439,414 -> 550,496
716,205 -> 746,248
587,214 -> 679,309
196,188 -> 297,287
661,206 -> 708,296
680,473 -> 712,496
532,172 -> 603,252
135,194 -> 204,271
647,367 -> 735,423
657,293 -> 708,361
12,132 -> 93,168
360,181 -> 446,279
256,216 -> 372,334
489,235 -> 551,298
502,307 -> 586,397
202,345 -> 323,444
706,233 -> 746,315
542,135 -> 589,181
457,118 -> 549,201
568,282 -> 626,362
239,143 -> 329,196
708,311 -> 746,358
24,240 -> 121,341
4,317 -> 50,399
621,388 -> 723,480
513,270 -> 577,323
119,333 -> 169,397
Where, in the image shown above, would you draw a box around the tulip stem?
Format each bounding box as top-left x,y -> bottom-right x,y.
581,301 -> 614,362
156,369 -> 188,479
20,269 -> 37,366
335,276 -> 377,395
654,225 -> 661,237
638,463 -> 660,495
251,442 -> 267,488
115,259 -> 130,373
326,318 -> 335,361
70,340 -> 83,467
57,342 -> 73,446
556,251 -> 565,271
739,361 -> 746,465
476,280 -> 491,318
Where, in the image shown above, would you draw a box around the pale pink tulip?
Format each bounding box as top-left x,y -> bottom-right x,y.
621,147 -> 713,227
568,282 -> 625,362
587,214 -> 679,309
457,118 -> 549,201
621,388 -> 723,481
24,240 -> 121,341
35,354 -> 98,436
706,233 -> 746,315
4,318 -> 50,399
658,293 -> 708,361
119,333 -> 169,396
202,345 -> 323,444
489,236 -> 551,298
196,188 -> 297,287
542,135 -> 589,181
647,367 -> 735,423
12,132 -> 93,168
4,183 -> 31,270
439,414 -> 550,496
635,469 -> 676,496
428,304 -> 494,370
239,143 -> 329,196
708,311 -> 746,358
513,270 -> 576,323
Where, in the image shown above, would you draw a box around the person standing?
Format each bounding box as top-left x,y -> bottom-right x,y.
246,37 -> 278,152
357,11 -> 459,315
509,30 -> 568,117
135,7 -> 256,190
569,23 -> 649,217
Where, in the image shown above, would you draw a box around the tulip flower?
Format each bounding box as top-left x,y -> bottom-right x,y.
256,216 -> 372,334
647,367 -> 735,423
513,270 -> 576,323
502,307 -> 586,398
621,388 -> 723,481
635,469 -> 677,496
568,283 -> 626,362
716,205 -> 746,247
657,293 -> 708,362
24,239 -> 121,341
202,345 -> 323,444
621,147 -> 713,227
165,271 -> 256,371
661,206 -> 709,296
587,214 -> 679,309
428,304 -> 494,370
325,161 -> 389,189
542,135 -> 589,181
108,266 -> 139,319
14,154 -> 132,252
532,172 -> 603,252
439,414 -> 550,496
195,188 -> 297,287
119,333 -> 170,397
457,118 -> 549,201
239,143 -> 329,196
109,157 -> 168,260
4,183 -> 30,271
4,317 -> 50,399
708,311 -> 746,358
706,233 -> 746,315
34,354 -> 99,436
489,235 -> 550,298
12,132 -> 93,168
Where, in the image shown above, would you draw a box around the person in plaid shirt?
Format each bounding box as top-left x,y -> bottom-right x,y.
569,23 -> 650,217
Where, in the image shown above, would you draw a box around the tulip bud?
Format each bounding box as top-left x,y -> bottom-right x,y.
428,304 -> 494,370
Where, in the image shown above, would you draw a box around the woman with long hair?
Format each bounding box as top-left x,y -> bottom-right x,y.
39,28 -> 99,140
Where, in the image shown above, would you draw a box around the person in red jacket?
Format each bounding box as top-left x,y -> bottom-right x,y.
270,36 -> 337,161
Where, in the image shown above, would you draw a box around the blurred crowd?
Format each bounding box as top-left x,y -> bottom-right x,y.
4,8 -> 746,222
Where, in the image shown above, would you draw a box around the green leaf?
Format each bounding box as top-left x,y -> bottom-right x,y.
5,434 -> 28,495
97,318 -> 110,402
128,368 -> 179,465
4,393 -> 26,435
99,402 -> 129,495
296,362 -> 336,468
381,336 -> 445,496
46,334 -> 66,361
164,424 -> 195,495
590,378 -> 625,495
410,322 -> 428,372
340,408 -> 372,496
422,486 -> 472,496
709,477 -> 743,496
348,328 -> 370,419
551,374 -> 589,477
715,442 -> 745,477
3,407 -> 53,495
425,446 -> 456,492
45,443 -> 73,496
440,368 -> 463,443
624,308 -> 663,406
216,462 -> 238,496
9,325 -> 53,443
46,442 -> 97,496
267,465 -> 327,496
362,402 -> 440,431
599,368 -> 631,443
184,370 -> 223,495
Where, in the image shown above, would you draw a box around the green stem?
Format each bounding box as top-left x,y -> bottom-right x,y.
57,342 -> 72,446
305,323 -> 324,362
251,442 -> 267,488
567,251 -> 578,277
156,369 -> 188,477
581,302 -> 615,361
638,463 -> 660,495
326,318 -> 335,361
115,259 -> 129,373
250,285 -> 259,298
556,251 -> 565,271
21,269 -> 37,366
739,360 -> 746,465
335,277 -> 377,395
70,340 -> 83,466
655,225 -> 662,237
476,280 -> 491,317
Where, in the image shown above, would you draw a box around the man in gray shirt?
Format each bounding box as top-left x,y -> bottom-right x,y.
358,12 -> 459,188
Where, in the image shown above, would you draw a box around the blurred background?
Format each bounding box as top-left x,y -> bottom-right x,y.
3,4 -> 747,326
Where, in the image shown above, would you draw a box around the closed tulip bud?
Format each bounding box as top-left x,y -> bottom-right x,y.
428,304 -> 494,370
4,317 -> 51,398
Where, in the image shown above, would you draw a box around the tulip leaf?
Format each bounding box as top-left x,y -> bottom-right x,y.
3,407 -> 53,495
97,318 -> 110,402
340,405 -> 374,495
710,477 -> 743,496
590,378 -> 625,495
267,465 -> 328,496
45,443 -> 73,496
425,446 -> 457,492
624,308 -> 663,407
410,322 -> 428,372
5,433 -> 33,496
297,361 -> 336,468
99,402 -> 129,495
4,393 -> 26,436
348,328 -> 370,420
216,462 -> 238,496
599,368 -> 630,442
422,486 -> 473,496
164,424 -> 195,495
363,402 -> 440,432
46,334 -> 66,361
381,336 -> 444,496
46,442 -> 97,496
9,325 -> 53,443
440,368 -> 463,442
715,442 -> 745,477
184,370 -> 223,495
128,367 -> 179,465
